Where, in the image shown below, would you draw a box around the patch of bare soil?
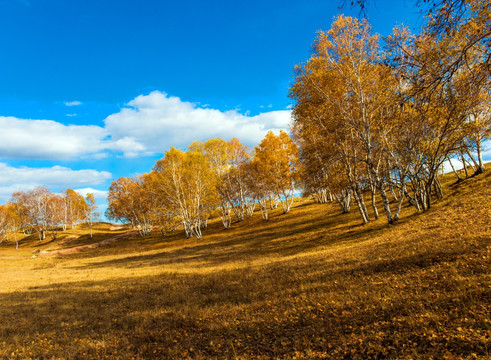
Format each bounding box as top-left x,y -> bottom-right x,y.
110,225 -> 126,231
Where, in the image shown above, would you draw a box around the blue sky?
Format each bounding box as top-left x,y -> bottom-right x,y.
0,0 -> 431,214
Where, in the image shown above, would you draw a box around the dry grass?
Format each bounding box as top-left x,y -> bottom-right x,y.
0,172 -> 490,359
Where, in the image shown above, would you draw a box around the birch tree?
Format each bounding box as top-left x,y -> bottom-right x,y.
254,130 -> 299,214
107,175 -> 155,236
153,148 -> 216,240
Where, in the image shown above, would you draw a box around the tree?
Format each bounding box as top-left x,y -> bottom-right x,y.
107,175 -> 155,236
291,16 -> 400,224
24,187 -> 51,241
190,137 -> 251,228
153,147 -> 216,240
254,130 -> 300,215
10,191 -> 33,237
85,193 -> 98,238
63,189 -> 88,230
386,18 -> 489,210
0,204 -> 21,249
45,193 -> 64,239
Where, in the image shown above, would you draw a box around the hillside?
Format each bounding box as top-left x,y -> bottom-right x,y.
0,172 -> 490,359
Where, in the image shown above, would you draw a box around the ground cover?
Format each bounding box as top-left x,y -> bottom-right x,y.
0,173 -> 489,359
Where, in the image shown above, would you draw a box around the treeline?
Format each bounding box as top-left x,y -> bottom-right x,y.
106,132 -> 299,239
108,1 -> 489,238
0,188 -> 98,248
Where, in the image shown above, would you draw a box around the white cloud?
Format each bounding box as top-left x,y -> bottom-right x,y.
1,91 -> 292,161
0,163 -> 111,188
104,91 -> 292,156
64,100 -> 82,106
0,116 -> 108,160
0,163 -> 111,203
74,188 -> 108,202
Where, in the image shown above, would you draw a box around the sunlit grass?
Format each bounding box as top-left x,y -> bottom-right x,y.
0,172 -> 490,359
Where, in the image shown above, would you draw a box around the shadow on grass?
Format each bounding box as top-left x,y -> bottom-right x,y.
1,234 -> 488,359
68,203 -> 389,271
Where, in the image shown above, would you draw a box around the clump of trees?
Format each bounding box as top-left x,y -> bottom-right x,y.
107,132 -> 300,239
0,188 -> 98,248
290,0 -> 490,225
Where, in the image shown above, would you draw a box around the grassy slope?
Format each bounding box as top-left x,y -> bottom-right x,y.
0,173 -> 489,359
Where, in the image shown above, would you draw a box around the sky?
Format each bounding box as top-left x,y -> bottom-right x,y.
0,0 -> 472,217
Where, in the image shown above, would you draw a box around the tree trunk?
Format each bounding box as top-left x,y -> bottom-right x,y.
461,152 -> 469,178
476,140 -> 485,173
404,189 -> 421,211
393,181 -> 406,222
434,178 -> 443,200
183,221 -> 192,238
246,200 -> 256,217
259,198 -> 269,220
465,149 -> 480,175
281,190 -> 294,214
335,189 -> 351,213
352,187 -> 369,224
378,185 -> 394,224
219,205 -> 232,229
447,157 -> 463,181
370,167 -> 392,224
370,184 -> 379,220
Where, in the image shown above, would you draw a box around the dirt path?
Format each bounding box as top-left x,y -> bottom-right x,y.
35,230 -> 140,257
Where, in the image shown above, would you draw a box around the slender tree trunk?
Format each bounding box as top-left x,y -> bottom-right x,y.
434,178 -> 443,200
335,188 -> 351,213
192,221 -> 202,240
219,204 -> 232,229
379,185 -> 393,224
281,189 -> 294,214
370,167 -> 392,224
370,184 -> 379,220
425,179 -> 433,211
352,187 -> 369,224
476,140 -> 485,173
448,157 -> 463,181
390,184 -> 399,202
404,188 -> 421,211
183,221 -> 192,238
393,180 -> 407,222
259,198 -> 269,220
461,152 -> 469,178
246,200 -> 256,217
465,149 -> 480,174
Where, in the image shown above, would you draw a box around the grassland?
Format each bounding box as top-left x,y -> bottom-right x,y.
0,172 -> 490,359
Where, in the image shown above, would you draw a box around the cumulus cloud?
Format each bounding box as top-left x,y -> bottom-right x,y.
0,116 -> 108,160
74,188 -> 109,201
1,91 -> 292,160
0,163 -> 112,203
104,91 -> 292,156
0,163 -> 111,188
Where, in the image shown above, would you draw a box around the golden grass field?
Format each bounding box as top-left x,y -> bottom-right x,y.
0,172 -> 490,359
